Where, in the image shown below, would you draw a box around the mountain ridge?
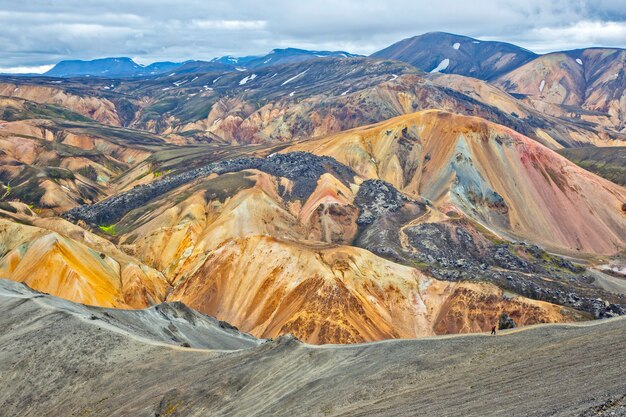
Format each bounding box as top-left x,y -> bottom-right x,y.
371,31 -> 539,79
40,48 -> 363,79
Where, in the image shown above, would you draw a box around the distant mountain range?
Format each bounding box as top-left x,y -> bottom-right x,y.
43,57 -> 182,78
210,48 -> 360,68
30,32 -> 624,83
4,31 -> 624,137
41,48 -> 361,78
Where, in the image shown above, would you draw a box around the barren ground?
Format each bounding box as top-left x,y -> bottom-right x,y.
0,279 -> 624,417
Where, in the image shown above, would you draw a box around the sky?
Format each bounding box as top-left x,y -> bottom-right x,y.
0,0 -> 625,73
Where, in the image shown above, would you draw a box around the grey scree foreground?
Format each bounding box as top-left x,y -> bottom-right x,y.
0,279 -> 624,417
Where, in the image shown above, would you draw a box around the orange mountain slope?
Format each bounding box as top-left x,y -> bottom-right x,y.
168,235 -> 583,344
429,73 -> 625,147
1,169 -> 585,344
80,152 -> 594,343
0,109 -> 622,344
285,110 -> 626,255
0,213 -> 168,308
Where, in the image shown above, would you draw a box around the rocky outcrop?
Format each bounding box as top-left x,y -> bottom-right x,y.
499,312 -> 517,330
401,221 -> 625,319
64,152 -> 357,225
354,179 -> 410,225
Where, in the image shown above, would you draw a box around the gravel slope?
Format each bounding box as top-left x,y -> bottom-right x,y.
1,279 -> 624,417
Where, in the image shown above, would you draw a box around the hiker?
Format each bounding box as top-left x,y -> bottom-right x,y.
491,325 -> 496,336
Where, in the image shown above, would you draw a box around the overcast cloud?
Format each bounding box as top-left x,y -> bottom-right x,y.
0,0 -> 625,73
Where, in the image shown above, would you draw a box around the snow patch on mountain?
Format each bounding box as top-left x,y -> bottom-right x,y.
281,68 -> 309,86
430,59 -> 450,73
453,43 -> 461,50
239,74 -> 257,85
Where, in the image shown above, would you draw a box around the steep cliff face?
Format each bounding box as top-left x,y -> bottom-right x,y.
285,110 -> 626,255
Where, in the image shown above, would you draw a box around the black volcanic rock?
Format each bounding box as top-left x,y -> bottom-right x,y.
64,152 -> 356,226
354,179 -> 410,225
399,221 -> 625,319
498,312 -> 516,330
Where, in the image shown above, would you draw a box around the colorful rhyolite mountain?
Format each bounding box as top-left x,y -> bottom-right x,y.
4,109 -> 623,343
0,33 -> 624,345
286,110 -> 626,254
495,48 -> 626,133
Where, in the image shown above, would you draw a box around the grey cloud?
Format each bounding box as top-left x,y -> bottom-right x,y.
0,0 -> 624,71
